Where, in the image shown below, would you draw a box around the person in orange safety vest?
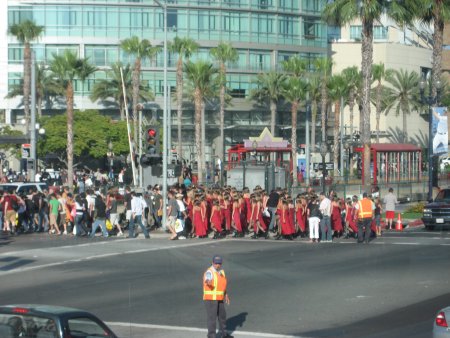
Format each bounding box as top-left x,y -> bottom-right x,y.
203,255 -> 232,338
354,192 -> 375,244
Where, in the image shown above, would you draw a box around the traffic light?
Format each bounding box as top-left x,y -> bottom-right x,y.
140,127 -> 162,167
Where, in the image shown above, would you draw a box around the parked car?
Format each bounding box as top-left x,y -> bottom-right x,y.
422,188 -> 450,230
0,304 -> 117,338
0,182 -> 49,195
433,306 -> 450,338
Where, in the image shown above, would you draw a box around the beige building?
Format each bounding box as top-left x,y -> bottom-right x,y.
330,17 -> 433,147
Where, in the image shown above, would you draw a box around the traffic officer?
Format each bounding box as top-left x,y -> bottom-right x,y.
203,255 -> 233,338
354,192 -> 375,244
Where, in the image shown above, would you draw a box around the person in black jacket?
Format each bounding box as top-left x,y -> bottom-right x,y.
307,194 -> 321,243
89,194 -> 109,238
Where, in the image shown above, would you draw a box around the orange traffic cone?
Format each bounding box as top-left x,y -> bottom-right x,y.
395,213 -> 403,231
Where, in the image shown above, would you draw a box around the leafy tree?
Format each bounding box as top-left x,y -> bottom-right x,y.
250,71 -> 287,135
49,50 -> 96,188
120,37 -> 160,142
8,20 -> 44,130
308,74 -> 321,153
385,69 -> 421,143
323,0 -> 412,189
328,74 -> 347,178
90,63 -> 153,121
314,57 -> 333,144
0,126 -> 25,159
412,0 -> 450,98
342,66 -> 361,138
281,56 -> 308,187
169,37 -> 199,159
184,61 -> 217,183
39,110 -> 129,164
371,63 -> 393,142
210,42 -> 239,161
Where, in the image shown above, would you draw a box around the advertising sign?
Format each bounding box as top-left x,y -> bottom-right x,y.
432,107 -> 448,156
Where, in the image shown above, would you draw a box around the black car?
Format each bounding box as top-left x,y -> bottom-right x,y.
0,304 -> 118,338
422,188 -> 450,230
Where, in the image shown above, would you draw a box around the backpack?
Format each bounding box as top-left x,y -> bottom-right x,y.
9,196 -> 19,212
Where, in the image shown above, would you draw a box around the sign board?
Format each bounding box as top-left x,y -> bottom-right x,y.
21,144 -> 31,159
313,162 -> 334,171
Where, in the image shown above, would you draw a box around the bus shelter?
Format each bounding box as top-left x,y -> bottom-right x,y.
354,143 -> 422,184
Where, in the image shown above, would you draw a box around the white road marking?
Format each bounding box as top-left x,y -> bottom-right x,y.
107,322 -> 308,338
0,240 -> 226,276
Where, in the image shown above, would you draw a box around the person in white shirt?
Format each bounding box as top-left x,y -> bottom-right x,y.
319,191 -> 333,242
128,191 -> 150,239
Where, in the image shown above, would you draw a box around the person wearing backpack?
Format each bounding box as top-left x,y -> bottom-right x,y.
89,194 -> 109,238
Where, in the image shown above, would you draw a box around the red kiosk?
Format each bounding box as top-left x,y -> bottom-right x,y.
353,143 -> 422,184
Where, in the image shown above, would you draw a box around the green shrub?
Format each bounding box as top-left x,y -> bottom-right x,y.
406,202 -> 425,213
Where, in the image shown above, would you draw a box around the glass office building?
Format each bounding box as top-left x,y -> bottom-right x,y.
3,0 -> 327,159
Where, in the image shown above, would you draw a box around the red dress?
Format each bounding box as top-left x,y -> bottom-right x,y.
224,202 -> 231,231
257,203 -> 267,231
193,206 -> 206,237
244,197 -> 251,223
348,205 -> 358,232
232,203 -> 242,232
280,208 -> 294,235
201,202 -> 208,233
211,207 -> 223,232
288,205 -> 295,233
296,206 -> 306,232
331,205 -> 343,232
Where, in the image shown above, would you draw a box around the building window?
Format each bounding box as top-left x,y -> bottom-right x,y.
373,26 -> 388,40
304,20 -> 317,39
279,17 -> 293,36
350,25 -> 362,40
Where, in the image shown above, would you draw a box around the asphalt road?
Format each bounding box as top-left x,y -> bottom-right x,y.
0,227 -> 449,338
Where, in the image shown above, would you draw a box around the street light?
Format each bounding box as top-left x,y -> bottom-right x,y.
154,0 -> 168,229
319,141 -> 328,193
419,76 -> 442,201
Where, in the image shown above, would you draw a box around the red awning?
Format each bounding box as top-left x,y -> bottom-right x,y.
354,143 -> 421,152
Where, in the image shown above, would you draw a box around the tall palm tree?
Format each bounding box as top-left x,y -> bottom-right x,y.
372,63 -> 393,142
210,42 -> 238,162
323,0 -> 411,189
250,71 -> 287,135
328,74 -> 347,178
342,66 -> 361,138
308,74 -> 321,153
314,57 -> 332,144
169,37 -> 199,159
49,50 -> 96,189
281,56 -> 308,187
412,0 -> 450,98
8,20 -> 44,130
385,69 -> 421,143
281,77 -> 308,187
120,37 -> 160,142
90,63 -> 154,121
184,60 -> 217,184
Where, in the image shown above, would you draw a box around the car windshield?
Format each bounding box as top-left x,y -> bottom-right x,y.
0,313 -> 57,338
0,185 -> 18,193
434,190 -> 450,202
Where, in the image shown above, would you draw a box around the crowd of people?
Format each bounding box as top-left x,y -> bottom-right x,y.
0,178 -> 396,244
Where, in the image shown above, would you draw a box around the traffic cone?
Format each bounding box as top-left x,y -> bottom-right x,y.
395,213 -> 403,231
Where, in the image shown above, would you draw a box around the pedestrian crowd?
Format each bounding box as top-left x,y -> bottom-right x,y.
0,180 -> 396,244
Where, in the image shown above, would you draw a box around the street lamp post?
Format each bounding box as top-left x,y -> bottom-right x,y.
419,76 -> 442,201
344,141 -> 351,184
154,0 -> 168,228
319,142 -> 328,193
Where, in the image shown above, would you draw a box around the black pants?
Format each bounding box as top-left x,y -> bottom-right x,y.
358,217 -> 372,242
205,300 -> 226,338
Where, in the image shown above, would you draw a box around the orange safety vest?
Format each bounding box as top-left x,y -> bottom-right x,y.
203,267 -> 227,301
358,199 -> 373,219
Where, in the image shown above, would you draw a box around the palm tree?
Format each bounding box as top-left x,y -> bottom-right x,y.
342,66 -> 361,138
323,0 -> 411,189
184,60 -> 217,184
308,74 -> 321,153
210,42 -> 238,162
385,69 -> 421,143
49,50 -> 96,189
281,77 -> 308,187
169,37 -> 199,159
412,0 -> 450,98
281,56 -> 308,187
250,71 -> 287,135
8,20 -> 44,130
371,63 -> 393,142
328,74 -> 347,178
90,63 -> 154,121
314,57 -> 332,144
120,37 -> 160,142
